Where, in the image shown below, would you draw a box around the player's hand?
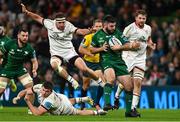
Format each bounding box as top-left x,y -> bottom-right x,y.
0,58 -> 3,65
110,45 -> 121,51
148,43 -> 156,50
32,70 -> 37,78
131,41 -> 140,50
21,3 -> 28,14
102,42 -> 109,52
12,96 -> 20,104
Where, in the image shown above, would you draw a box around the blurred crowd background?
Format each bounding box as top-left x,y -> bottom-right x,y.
0,0 -> 179,93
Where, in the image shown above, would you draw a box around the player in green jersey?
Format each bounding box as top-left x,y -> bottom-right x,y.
91,15 -> 140,117
0,27 -> 38,113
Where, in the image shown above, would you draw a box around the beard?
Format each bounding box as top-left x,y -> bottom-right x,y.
105,28 -> 115,34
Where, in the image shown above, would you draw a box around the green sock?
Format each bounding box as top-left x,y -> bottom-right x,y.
125,91 -> 133,113
103,83 -> 112,105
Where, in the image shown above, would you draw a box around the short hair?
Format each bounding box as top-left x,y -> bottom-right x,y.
43,81 -> 54,91
135,9 -> 147,17
93,19 -> 102,25
54,12 -> 66,21
103,15 -> 116,23
17,27 -> 28,34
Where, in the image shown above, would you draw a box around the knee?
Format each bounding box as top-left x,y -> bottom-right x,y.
50,61 -> 59,70
133,78 -> 142,88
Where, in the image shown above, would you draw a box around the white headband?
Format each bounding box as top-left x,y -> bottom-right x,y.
55,17 -> 66,22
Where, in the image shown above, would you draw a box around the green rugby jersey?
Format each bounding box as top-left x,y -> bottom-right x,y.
0,35 -> 12,67
91,29 -> 128,62
0,40 -> 36,70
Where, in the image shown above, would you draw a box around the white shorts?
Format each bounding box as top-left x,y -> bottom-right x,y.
50,47 -> 78,62
57,94 -> 78,115
123,55 -> 145,72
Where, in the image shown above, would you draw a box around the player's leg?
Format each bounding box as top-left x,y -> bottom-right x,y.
0,77 -> 10,108
69,96 -> 94,106
76,109 -> 107,115
9,79 -> 17,92
103,68 -> 115,111
73,57 -> 105,87
18,72 -> 34,114
114,82 -> 124,109
131,67 -> 144,116
81,76 -> 91,109
50,56 -> 79,89
94,70 -> 104,110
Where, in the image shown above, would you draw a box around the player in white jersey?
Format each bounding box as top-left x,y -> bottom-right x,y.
12,81 -> 107,116
116,10 -> 156,117
20,4 -> 105,89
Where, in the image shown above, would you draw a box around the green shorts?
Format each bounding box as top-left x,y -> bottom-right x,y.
101,60 -> 129,76
83,60 -> 102,77
0,68 -> 28,79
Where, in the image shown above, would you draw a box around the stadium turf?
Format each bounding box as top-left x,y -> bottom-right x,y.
0,107 -> 180,121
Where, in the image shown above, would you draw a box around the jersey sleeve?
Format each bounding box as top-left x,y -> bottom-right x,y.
118,30 -> 129,45
0,40 -> 11,54
147,26 -> 152,37
91,34 -> 99,47
41,99 -> 53,111
123,25 -> 132,38
32,84 -> 42,93
28,46 -> 37,59
43,19 -> 54,30
80,35 -> 90,48
66,21 -> 77,33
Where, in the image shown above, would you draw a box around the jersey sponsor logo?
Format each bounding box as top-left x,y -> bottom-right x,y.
9,49 -> 15,55
24,51 -> 29,55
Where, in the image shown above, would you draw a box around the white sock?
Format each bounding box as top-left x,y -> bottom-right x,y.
131,94 -> 140,109
93,110 -> 97,115
97,78 -> 105,87
115,83 -> 124,99
75,97 -> 89,103
67,75 -> 76,83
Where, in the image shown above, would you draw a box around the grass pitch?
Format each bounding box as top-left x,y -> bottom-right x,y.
0,107 -> 180,121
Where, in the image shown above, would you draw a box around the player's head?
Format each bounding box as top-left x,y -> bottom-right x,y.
17,27 -> 29,44
0,24 -> 5,36
92,19 -> 103,32
103,15 -> 116,34
41,81 -> 54,98
55,12 -> 66,31
135,9 -> 147,28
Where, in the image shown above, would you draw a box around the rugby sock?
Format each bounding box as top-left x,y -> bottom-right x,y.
67,75 -> 79,89
97,78 -> 105,87
125,91 -> 133,113
95,86 -> 103,105
75,97 -> 89,103
115,83 -> 124,99
131,94 -> 140,109
104,83 -> 112,105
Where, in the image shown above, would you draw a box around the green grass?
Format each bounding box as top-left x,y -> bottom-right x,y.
0,107 -> 180,121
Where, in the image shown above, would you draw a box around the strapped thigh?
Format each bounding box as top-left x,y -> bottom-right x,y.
0,77 -> 10,89
19,73 -> 33,86
132,67 -> 145,80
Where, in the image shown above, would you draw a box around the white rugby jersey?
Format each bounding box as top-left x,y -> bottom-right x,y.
43,19 -> 77,55
123,22 -> 151,58
32,84 -> 76,115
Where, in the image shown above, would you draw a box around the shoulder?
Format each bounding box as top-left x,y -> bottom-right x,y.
144,24 -> 152,30
84,33 -> 93,40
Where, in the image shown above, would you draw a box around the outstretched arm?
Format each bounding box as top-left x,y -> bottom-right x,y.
21,3 -> 44,24
31,58 -> 38,78
24,94 -> 47,116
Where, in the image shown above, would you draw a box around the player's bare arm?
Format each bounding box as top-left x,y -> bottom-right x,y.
0,50 -> 3,65
90,42 -> 109,54
31,58 -> 38,78
24,94 -> 47,116
21,3 -> 44,24
111,41 -> 140,51
12,88 -> 32,104
79,45 -> 94,57
75,28 -> 91,36
147,37 -> 156,50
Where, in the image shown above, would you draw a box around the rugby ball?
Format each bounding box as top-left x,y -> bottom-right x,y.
108,37 -> 122,47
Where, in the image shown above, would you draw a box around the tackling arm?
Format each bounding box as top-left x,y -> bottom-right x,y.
111,41 -> 140,51
21,3 -> 44,24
